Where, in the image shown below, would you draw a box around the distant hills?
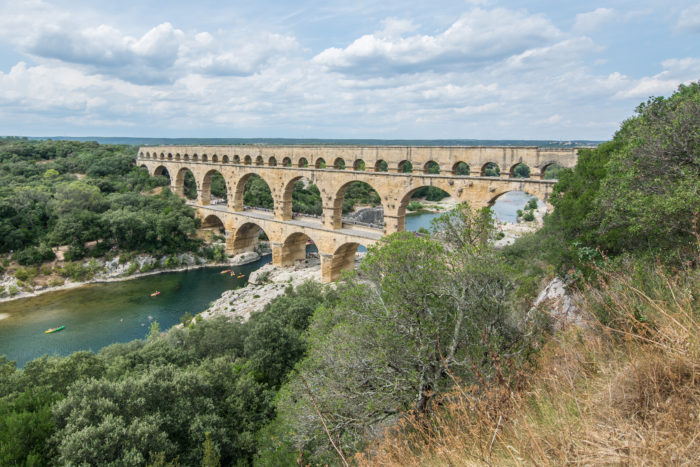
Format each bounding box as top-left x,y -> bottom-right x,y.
19,136 -> 601,148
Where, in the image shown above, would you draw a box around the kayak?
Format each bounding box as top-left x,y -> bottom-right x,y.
220,269 -> 231,274
237,274 -> 245,279
45,325 -> 65,334
306,240 -> 313,245
151,291 -> 161,297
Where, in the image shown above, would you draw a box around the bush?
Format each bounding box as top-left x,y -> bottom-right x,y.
526,198 -> 538,210
407,201 -> 423,212
522,211 -> 535,222
12,245 -> 56,265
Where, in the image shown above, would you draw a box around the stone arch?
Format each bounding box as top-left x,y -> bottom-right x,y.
487,189 -> 545,207
333,158 -> 346,170
424,160 -> 440,174
331,180 -> 383,229
167,153 -> 173,160
268,156 -> 277,166
324,242 -> 362,282
243,155 -> 252,165
175,167 -> 197,199
396,184 -> 455,232
353,159 -> 365,171
298,157 -> 309,168
200,169 -> 229,206
159,153 -> 165,160
201,214 -> 225,233
192,154 -> 199,162
184,154 -> 190,161
452,161 -> 470,175
202,154 -> 208,162
398,160 -> 413,173
212,154 -> 218,163
481,162 -> 500,177
154,165 -> 170,179
315,158 -> 326,169
374,160 -> 388,172
140,151 -> 145,158
175,153 -> 181,161
232,222 -> 270,254
255,155 -> 264,166
282,157 -> 292,167
222,155 -> 229,163
232,172 -> 274,211
540,162 -> 564,179
233,155 -> 241,164
281,175 -> 323,221
279,231 -> 320,266
510,162 -> 531,178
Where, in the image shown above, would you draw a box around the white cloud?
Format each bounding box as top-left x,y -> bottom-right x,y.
676,4 -> 700,33
313,8 -> 562,74
613,57 -> 700,99
573,8 -> 615,33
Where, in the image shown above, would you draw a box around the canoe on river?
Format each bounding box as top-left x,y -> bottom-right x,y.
150,291 -> 161,297
45,325 -> 65,334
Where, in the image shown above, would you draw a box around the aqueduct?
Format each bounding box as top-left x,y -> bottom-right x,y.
138,145 -> 578,282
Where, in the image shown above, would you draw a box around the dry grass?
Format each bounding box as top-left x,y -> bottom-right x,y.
356,257 -> 699,466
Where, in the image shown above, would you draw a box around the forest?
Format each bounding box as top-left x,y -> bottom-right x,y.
0,82 -> 698,465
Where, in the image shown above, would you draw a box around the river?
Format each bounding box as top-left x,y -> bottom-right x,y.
0,196 -> 534,367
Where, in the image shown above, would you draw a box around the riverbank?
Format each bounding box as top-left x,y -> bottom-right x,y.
0,249 -> 265,304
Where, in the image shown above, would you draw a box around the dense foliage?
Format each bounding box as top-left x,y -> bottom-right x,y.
0,138 -> 199,263
0,283 -> 337,466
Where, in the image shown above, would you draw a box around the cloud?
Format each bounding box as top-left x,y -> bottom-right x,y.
676,4 -> 700,33
573,8 -> 615,33
613,58 -> 700,99
313,8 -> 562,75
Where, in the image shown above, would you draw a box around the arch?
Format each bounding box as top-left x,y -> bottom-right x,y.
232,222 -> 270,254
353,159 -> 365,171
282,176 -> 323,220
398,160 -> 413,173
222,155 -> 229,163
175,153 -> 181,161
333,158 -> 346,170
541,162 -> 564,179
167,153 -> 173,160
140,151 -> 145,158
201,214 -> 225,233
481,162 -> 500,177
488,190 -> 546,223
184,154 -> 190,161
325,242 -> 362,282
255,155 -> 264,166
154,165 -> 170,179
315,158 -> 326,169
298,157 -> 309,168
202,154 -> 208,162
175,167 -> 197,199
510,162 -> 531,178
424,160 -> 440,174
282,157 -> 292,167
233,155 -> 241,164
268,156 -> 277,166
397,184 -> 453,232
201,169 -> 228,206
212,154 -> 218,163
192,154 -> 199,162
452,161 -> 470,175
233,173 -> 274,211
244,155 -> 252,165
374,160 -> 388,172
331,181 -> 383,229
159,153 -> 165,160
279,231 -> 320,266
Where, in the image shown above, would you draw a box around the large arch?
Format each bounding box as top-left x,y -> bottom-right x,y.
481,162 -> 500,177
231,222 -> 270,253
174,167 -> 197,199
279,231 -> 320,266
324,242 -> 363,282
396,184 -> 454,232
333,158 -> 346,170
201,213 -> 225,232
153,165 -> 170,179
331,181 -> 383,229
510,162 -> 531,178
452,161 -> 470,175
200,169 -> 229,206
315,158 -> 326,169
281,175 -> 323,221
233,173 -> 274,212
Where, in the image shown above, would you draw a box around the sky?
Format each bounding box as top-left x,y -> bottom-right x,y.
0,0 -> 698,140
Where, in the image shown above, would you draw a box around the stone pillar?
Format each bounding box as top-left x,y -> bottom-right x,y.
320,253 -> 334,283
383,214 -> 403,234
198,189 -> 210,206
270,241 -> 284,266
387,162 -> 402,173
280,235 -> 307,266
323,206 -> 341,229
275,199 -> 293,221
224,231 -> 235,254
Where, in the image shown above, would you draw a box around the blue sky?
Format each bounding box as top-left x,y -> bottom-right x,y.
0,0 -> 698,140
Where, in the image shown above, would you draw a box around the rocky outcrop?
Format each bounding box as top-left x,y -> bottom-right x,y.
345,207 -> 384,225
530,277 -> 585,329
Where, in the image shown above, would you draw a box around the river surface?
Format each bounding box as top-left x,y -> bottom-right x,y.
0,201 -> 533,367
0,258 -> 270,367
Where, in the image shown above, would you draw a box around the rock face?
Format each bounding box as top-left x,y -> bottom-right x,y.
345,207 -> 384,225
531,277 -> 585,329
230,251 -> 260,266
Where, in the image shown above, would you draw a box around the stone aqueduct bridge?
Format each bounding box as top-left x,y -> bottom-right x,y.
138,145 -> 578,282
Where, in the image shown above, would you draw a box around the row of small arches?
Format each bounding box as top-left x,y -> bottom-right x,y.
139,152 -> 555,177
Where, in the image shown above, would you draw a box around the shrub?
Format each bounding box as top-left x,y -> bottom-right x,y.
14,268 -> 30,282
8,285 -> 18,296
407,201 -> 423,212
522,211 -> 535,222
526,198 -> 538,210
12,245 -> 56,266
